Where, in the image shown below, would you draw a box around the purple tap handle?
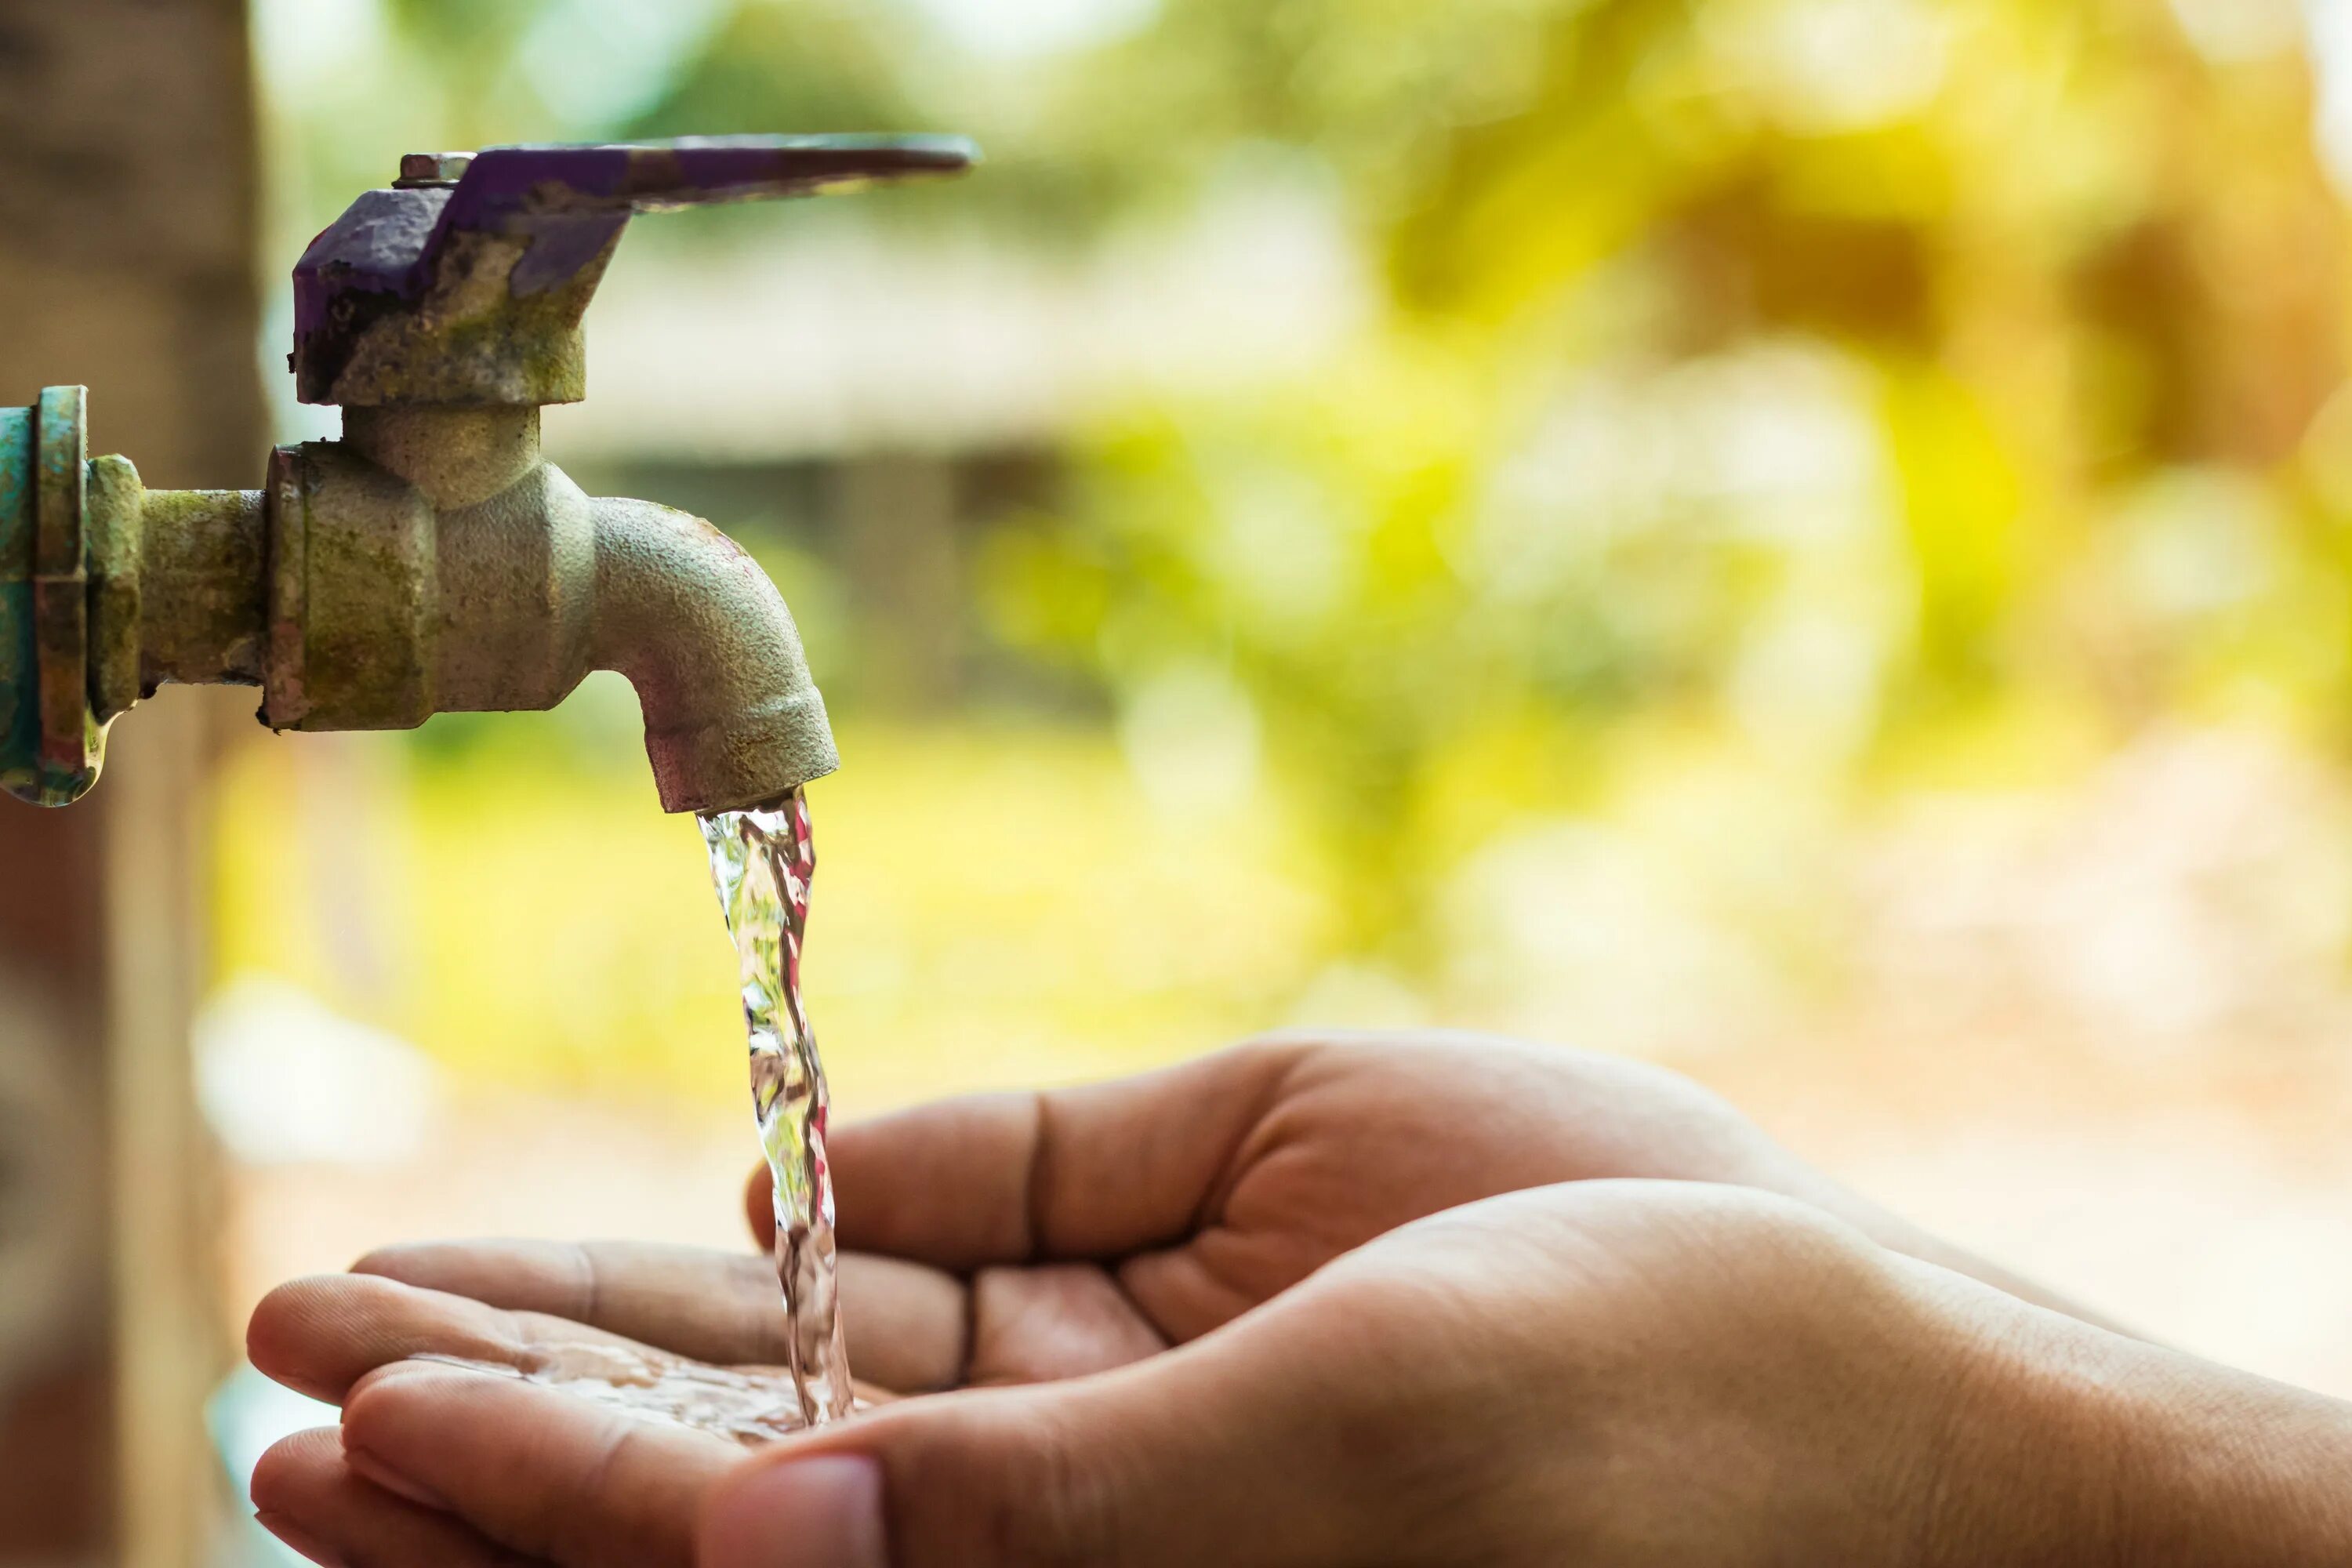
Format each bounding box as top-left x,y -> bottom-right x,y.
432,135 -> 977,296
442,135 -> 977,226
290,135 -> 978,402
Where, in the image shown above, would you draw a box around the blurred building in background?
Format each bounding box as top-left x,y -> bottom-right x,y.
13,0 -> 2352,1559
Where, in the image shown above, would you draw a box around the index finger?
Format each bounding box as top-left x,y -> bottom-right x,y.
756,1040 -> 1308,1270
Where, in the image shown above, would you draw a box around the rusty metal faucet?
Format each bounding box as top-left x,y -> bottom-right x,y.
0,135 -> 975,811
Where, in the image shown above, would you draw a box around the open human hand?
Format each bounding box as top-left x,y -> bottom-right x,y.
254,1179 -> 2352,1568
245,1237 -> 967,1566
246,1031 -> 2127,1566
745,1027 -> 2108,1373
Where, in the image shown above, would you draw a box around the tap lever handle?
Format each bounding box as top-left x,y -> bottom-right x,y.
440,136 -> 976,230
292,133 -> 978,408
431,135 -> 976,299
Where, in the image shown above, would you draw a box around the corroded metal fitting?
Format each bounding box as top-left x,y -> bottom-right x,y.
1,388 -> 839,812
2,386 -> 266,805
2,389 -> 100,804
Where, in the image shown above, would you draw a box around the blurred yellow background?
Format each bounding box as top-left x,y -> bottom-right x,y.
209,0 -> 2352,1443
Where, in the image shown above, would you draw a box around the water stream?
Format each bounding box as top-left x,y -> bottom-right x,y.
699,787 -> 853,1428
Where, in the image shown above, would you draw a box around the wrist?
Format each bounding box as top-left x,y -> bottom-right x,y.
1933,1291 -> 2352,1566
2099,1349 -> 2352,1565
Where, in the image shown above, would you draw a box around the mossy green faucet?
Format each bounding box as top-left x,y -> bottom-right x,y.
0,135 -> 975,810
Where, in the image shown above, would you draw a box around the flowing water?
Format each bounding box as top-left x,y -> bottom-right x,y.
700,787 -> 853,1428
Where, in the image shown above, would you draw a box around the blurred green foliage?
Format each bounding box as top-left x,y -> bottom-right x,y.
982,0 -> 2352,954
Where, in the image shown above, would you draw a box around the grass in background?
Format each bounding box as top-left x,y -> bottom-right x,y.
209,708 -> 1327,1116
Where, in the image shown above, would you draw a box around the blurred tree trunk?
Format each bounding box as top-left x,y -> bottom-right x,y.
0,2 -> 264,1565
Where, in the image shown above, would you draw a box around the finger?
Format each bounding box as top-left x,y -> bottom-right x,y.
354,1240 -> 967,1393
340,1360 -> 736,1568
755,1040 -> 1307,1269
250,1272 -> 776,1407
250,1272 -> 534,1403
251,1426 -> 536,1568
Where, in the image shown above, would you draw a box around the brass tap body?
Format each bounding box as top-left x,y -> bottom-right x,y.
0,135 -> 974,811
267,405 -> 838,815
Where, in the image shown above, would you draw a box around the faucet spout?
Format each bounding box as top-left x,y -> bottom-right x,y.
589,495 -> 838,815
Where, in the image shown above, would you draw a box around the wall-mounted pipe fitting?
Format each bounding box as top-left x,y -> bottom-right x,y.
1,387 -> 270,805
3,388 -> 107,805
3,386 -> 271,805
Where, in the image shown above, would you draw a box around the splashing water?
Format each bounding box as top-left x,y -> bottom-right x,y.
700,788 -> 852,1427
408,1347 -> 810,1447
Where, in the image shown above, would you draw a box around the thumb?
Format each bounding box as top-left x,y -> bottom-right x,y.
696,1323 -> 1406,1568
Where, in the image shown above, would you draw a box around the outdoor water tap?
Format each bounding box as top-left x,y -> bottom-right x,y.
0,135 -> 975,810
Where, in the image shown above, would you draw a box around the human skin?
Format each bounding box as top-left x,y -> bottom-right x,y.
245,1033 -> 2352,1566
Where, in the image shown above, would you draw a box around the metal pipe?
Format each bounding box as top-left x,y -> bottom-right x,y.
129,488 -> 265,696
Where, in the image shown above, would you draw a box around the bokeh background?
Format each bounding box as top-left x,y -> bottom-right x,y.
100,0 -> 2352,1555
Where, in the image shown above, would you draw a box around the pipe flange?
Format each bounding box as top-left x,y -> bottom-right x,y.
0,387 -> 107,806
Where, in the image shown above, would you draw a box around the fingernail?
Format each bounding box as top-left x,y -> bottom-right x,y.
702,1454 -> 887,1568
339,1439 -> 452,1512
256,1511 -> 347,1568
